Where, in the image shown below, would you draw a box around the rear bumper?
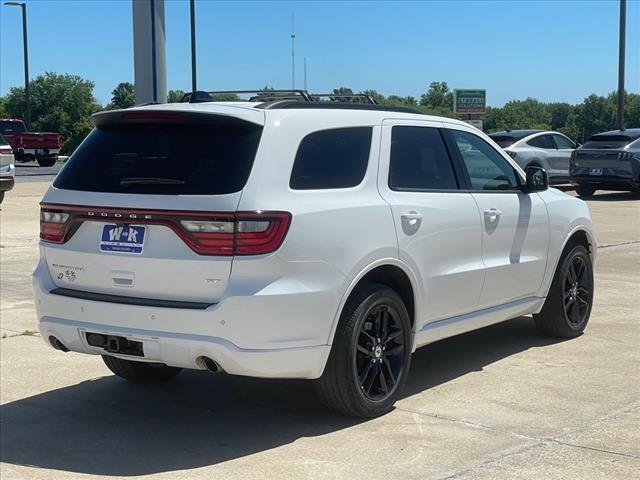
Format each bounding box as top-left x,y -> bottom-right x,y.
38,316 -> 330,379
16,148 -> 59,159
0,175 -> 14,192
33,257 -> 336,379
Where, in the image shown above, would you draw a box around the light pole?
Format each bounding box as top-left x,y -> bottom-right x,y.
4,1 -> 30,130
190,0 -> 197,94
617,0 -> 626,131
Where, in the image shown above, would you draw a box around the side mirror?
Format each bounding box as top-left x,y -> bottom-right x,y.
523,165 -> 548,192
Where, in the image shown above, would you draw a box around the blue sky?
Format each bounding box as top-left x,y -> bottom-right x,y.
1,0 -> 638,107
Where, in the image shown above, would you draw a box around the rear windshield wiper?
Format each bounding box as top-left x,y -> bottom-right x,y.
120,177 -> 185,187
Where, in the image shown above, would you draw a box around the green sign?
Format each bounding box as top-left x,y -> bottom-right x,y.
454,89 -> 486,114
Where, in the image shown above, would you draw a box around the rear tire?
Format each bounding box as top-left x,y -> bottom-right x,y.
534,243 -> 593,338
314,283 -> 412,418
102,355 -> 182,383
37,157 -> 57,167
575,185 -> 596,197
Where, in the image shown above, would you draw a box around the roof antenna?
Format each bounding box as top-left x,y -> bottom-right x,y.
290,13 -> 296,90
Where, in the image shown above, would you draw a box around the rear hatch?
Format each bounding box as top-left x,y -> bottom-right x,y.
40,108 -> 265,305
572,134 -> 639,179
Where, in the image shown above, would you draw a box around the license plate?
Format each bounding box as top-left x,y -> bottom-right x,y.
100,225 -> 146,254
36,148 -> 45,155
590,168 -> 603,176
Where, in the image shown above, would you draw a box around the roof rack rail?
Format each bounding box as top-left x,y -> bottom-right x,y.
183,89 -> 313,103
257,100 -> 421,114
182,90 -> 378,105
309,93 -> 377,104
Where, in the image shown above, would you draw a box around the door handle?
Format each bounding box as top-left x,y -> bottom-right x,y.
483,208 -> 502,223
401,211 -> 423,226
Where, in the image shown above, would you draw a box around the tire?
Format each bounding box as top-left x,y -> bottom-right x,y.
575,185 -> 596,197
0,191 -> 4,204
102,355 -> 182,383
314,283 -> 412,418
37,157 -> 57,167
534,243 -> 593,338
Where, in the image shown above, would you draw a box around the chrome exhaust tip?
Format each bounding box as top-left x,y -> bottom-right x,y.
48,336 -> 69,352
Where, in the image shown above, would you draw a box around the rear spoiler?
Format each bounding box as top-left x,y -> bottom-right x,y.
91,109 -> 262,128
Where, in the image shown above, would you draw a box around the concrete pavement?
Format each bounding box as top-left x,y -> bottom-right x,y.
1,182 -> 638,479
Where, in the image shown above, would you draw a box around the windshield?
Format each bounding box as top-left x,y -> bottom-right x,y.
0,121 -> 26,135
54,119 -> 263,195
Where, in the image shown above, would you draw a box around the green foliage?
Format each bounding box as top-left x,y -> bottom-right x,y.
106,82 -> 135,110
1,72 -> 101,155
167,89 -> 186,103
420,81 -> 453,110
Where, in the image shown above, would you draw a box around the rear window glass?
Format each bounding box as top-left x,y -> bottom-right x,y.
488,136 -> 516,148
290,127 -> 372,190
54,120 -> 263,195
582,135 -> 632,149
0,121 -> 26,134
0,135 -> 8,146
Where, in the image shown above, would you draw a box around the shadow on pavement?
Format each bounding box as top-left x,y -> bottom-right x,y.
583,191 -> 639,202
0,316 -> 565,476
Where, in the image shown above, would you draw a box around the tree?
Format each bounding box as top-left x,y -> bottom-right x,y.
167,90 -> 186,103
1,72 -> 101,154
106,82 -> 135,109
420,81 -> 453,110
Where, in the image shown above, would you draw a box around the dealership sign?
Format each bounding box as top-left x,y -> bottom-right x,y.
454,89 -> 486,114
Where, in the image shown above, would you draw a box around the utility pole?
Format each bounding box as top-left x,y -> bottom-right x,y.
4,2 -> 30,129
617,0 -> 626,131
190,0 -> 197,94
304,57 -> 307,91
291,13 -> 296,90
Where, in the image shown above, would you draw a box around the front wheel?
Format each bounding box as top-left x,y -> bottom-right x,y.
314,283 -> 412,418
102,355 -> 182,383
534,243 -> 593,338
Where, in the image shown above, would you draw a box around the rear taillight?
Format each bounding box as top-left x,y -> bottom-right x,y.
40,209 -> 71,243
39,205 -> 291,256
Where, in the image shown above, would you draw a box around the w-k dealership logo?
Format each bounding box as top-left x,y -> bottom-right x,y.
100,224 -> 145,254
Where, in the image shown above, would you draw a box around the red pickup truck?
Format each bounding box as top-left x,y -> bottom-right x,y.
0,119 -> 60,167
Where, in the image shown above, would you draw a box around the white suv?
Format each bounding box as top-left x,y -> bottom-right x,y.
34,97 -> 596,417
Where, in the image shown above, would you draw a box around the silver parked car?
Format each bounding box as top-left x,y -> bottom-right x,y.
489,130 -> 577,184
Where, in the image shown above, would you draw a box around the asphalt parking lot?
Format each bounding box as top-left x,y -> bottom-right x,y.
1,177 -> 638,479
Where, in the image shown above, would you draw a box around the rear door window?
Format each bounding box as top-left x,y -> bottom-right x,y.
389,126 -> 459,190
527,135 -> 556,150
290,127 -> 372,189
53,119 -> 263,195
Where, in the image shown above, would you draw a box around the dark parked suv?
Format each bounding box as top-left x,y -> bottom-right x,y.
570,129 -> 640,197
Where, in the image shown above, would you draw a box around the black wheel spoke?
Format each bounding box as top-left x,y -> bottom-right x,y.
383,329 -> 402,345
576,294 -> 588,305
360,329 -> 376,344
571,300 -> 580,323
385,344 -> 404,357
364,364 -> 378,396
378,367 -> 388,394
567,263 -> 577,283
357,344 -> 373,356
578,285 -> 590,296
359,361 -> 374,386
380,307 -> 389,339
382,357 -> 397,385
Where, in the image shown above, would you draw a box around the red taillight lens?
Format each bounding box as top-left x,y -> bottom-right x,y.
236,213 -> 291,255
40,209 -> 71,243
40,205 -> 291,256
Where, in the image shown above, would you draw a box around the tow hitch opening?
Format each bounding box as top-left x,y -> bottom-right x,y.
86,332 -> 144,357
